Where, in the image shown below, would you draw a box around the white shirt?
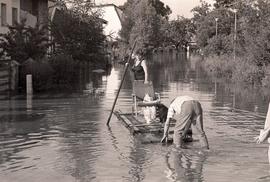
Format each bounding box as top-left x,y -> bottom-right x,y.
167,96 -> 195,119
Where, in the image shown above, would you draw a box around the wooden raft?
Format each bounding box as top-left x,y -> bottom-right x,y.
114,110 -> 175,143
113,110 -> 194,144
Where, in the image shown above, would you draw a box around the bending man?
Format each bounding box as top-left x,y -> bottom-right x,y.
160,96 -> 209,149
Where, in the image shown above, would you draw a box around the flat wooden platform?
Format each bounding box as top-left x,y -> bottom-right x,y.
114,110 -> 193,144
113,110 -> 175,143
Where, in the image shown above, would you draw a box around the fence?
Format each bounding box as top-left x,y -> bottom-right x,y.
0,66 -> 10,99
0,61 -> 19,99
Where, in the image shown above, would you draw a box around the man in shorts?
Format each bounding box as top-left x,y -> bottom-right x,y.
160,96 -> 209,149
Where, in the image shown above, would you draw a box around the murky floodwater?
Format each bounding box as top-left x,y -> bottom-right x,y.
0,52 -> 270,182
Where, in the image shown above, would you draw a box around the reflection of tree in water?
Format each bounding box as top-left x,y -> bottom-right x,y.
107,127 -> 146,182
147,52 -> 211,94
213,82 -> 270,113
0,99 -> 49,168
111,52 -> 212,95
89,65 -> 113,89
165,149 -> 207,182
148,52 -> 188,91
53,99 -> 103,181
126,139 -> 147,182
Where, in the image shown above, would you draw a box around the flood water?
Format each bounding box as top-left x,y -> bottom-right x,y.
0,52 -> 270,182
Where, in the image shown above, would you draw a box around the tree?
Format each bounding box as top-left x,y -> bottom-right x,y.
119,0 -> 170,56
191,1 -> 238,55
149,0 -> 171,19
214,0 -> 236,8
50,8 -> 106,63
0,20 -> 49,64
165,16 -> 193,49
240,0 -> 270,66
191,0 -> 211,24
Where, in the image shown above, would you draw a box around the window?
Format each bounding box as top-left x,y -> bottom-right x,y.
12,7 -> 18,25
1,3 -> 7,26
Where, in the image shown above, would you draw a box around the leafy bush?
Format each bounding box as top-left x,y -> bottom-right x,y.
203,55 -> 233,80
262,65 -> 270,88
20,58 -> 53,92
204,34 -> 233,56
49,54 -> 80,90
231,59 -> 264,85
0,20 -> 49,64
203,55 -> 265,85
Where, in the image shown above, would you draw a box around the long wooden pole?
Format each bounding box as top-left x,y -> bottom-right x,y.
106,41 -> 137,126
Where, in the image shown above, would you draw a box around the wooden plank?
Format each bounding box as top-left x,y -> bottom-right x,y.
114,111 -> 140,134
134,123 -> 162,127
121,114 -> 140,133
114,110 -> 176,138
137,100 -> 160,107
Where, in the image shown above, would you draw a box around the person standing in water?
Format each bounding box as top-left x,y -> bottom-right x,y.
161,96 -> 209,149
131,51 -> 148,84
254,102 -> 270,164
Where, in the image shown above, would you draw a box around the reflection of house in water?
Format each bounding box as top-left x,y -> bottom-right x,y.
93,4 -> 124,61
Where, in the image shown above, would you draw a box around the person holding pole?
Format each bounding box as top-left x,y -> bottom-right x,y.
107,41 -> 137,125
131,50 -> 149,84
254,102 -> 270,164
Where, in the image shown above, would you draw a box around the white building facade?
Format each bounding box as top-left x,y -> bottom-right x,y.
0,0 -> 20,34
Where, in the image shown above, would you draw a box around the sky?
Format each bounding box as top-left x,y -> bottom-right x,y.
95,0 -> 215,19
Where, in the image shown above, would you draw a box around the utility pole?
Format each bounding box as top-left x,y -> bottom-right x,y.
233,10 -> 237,62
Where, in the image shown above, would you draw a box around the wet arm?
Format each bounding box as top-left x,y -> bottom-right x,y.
163,118 -> 170,137
255,103 -> 270,143
161,107 -> 174,142
141,60 -> 148,83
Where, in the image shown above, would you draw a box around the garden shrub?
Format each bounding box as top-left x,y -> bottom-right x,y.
231,58 -> 264,85
20,58 -> 53,92
49,54 -> 80,90
262,65 -> 270,88
203,55 -> 233,80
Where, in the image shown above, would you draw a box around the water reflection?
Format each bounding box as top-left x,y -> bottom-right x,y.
165,149 -> 207,182
26,94 -> 32,111
0,51 -> 270,181
127,140 -> 147,182
212,81 -> 270,114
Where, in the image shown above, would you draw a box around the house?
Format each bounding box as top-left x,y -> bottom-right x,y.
93,4 -> 124,41
0,0 -> 49,34
92,4 -> 124,61
0,0 -> 20,34
20,0 -> 49,28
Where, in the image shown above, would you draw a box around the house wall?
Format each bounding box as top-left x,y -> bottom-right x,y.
20,9 -> 37,27
99,5 -> 123,40
0,0 -> 20,34
20,0 -> 33,14
20,0 -> 48,27
37,0 -> 48,27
